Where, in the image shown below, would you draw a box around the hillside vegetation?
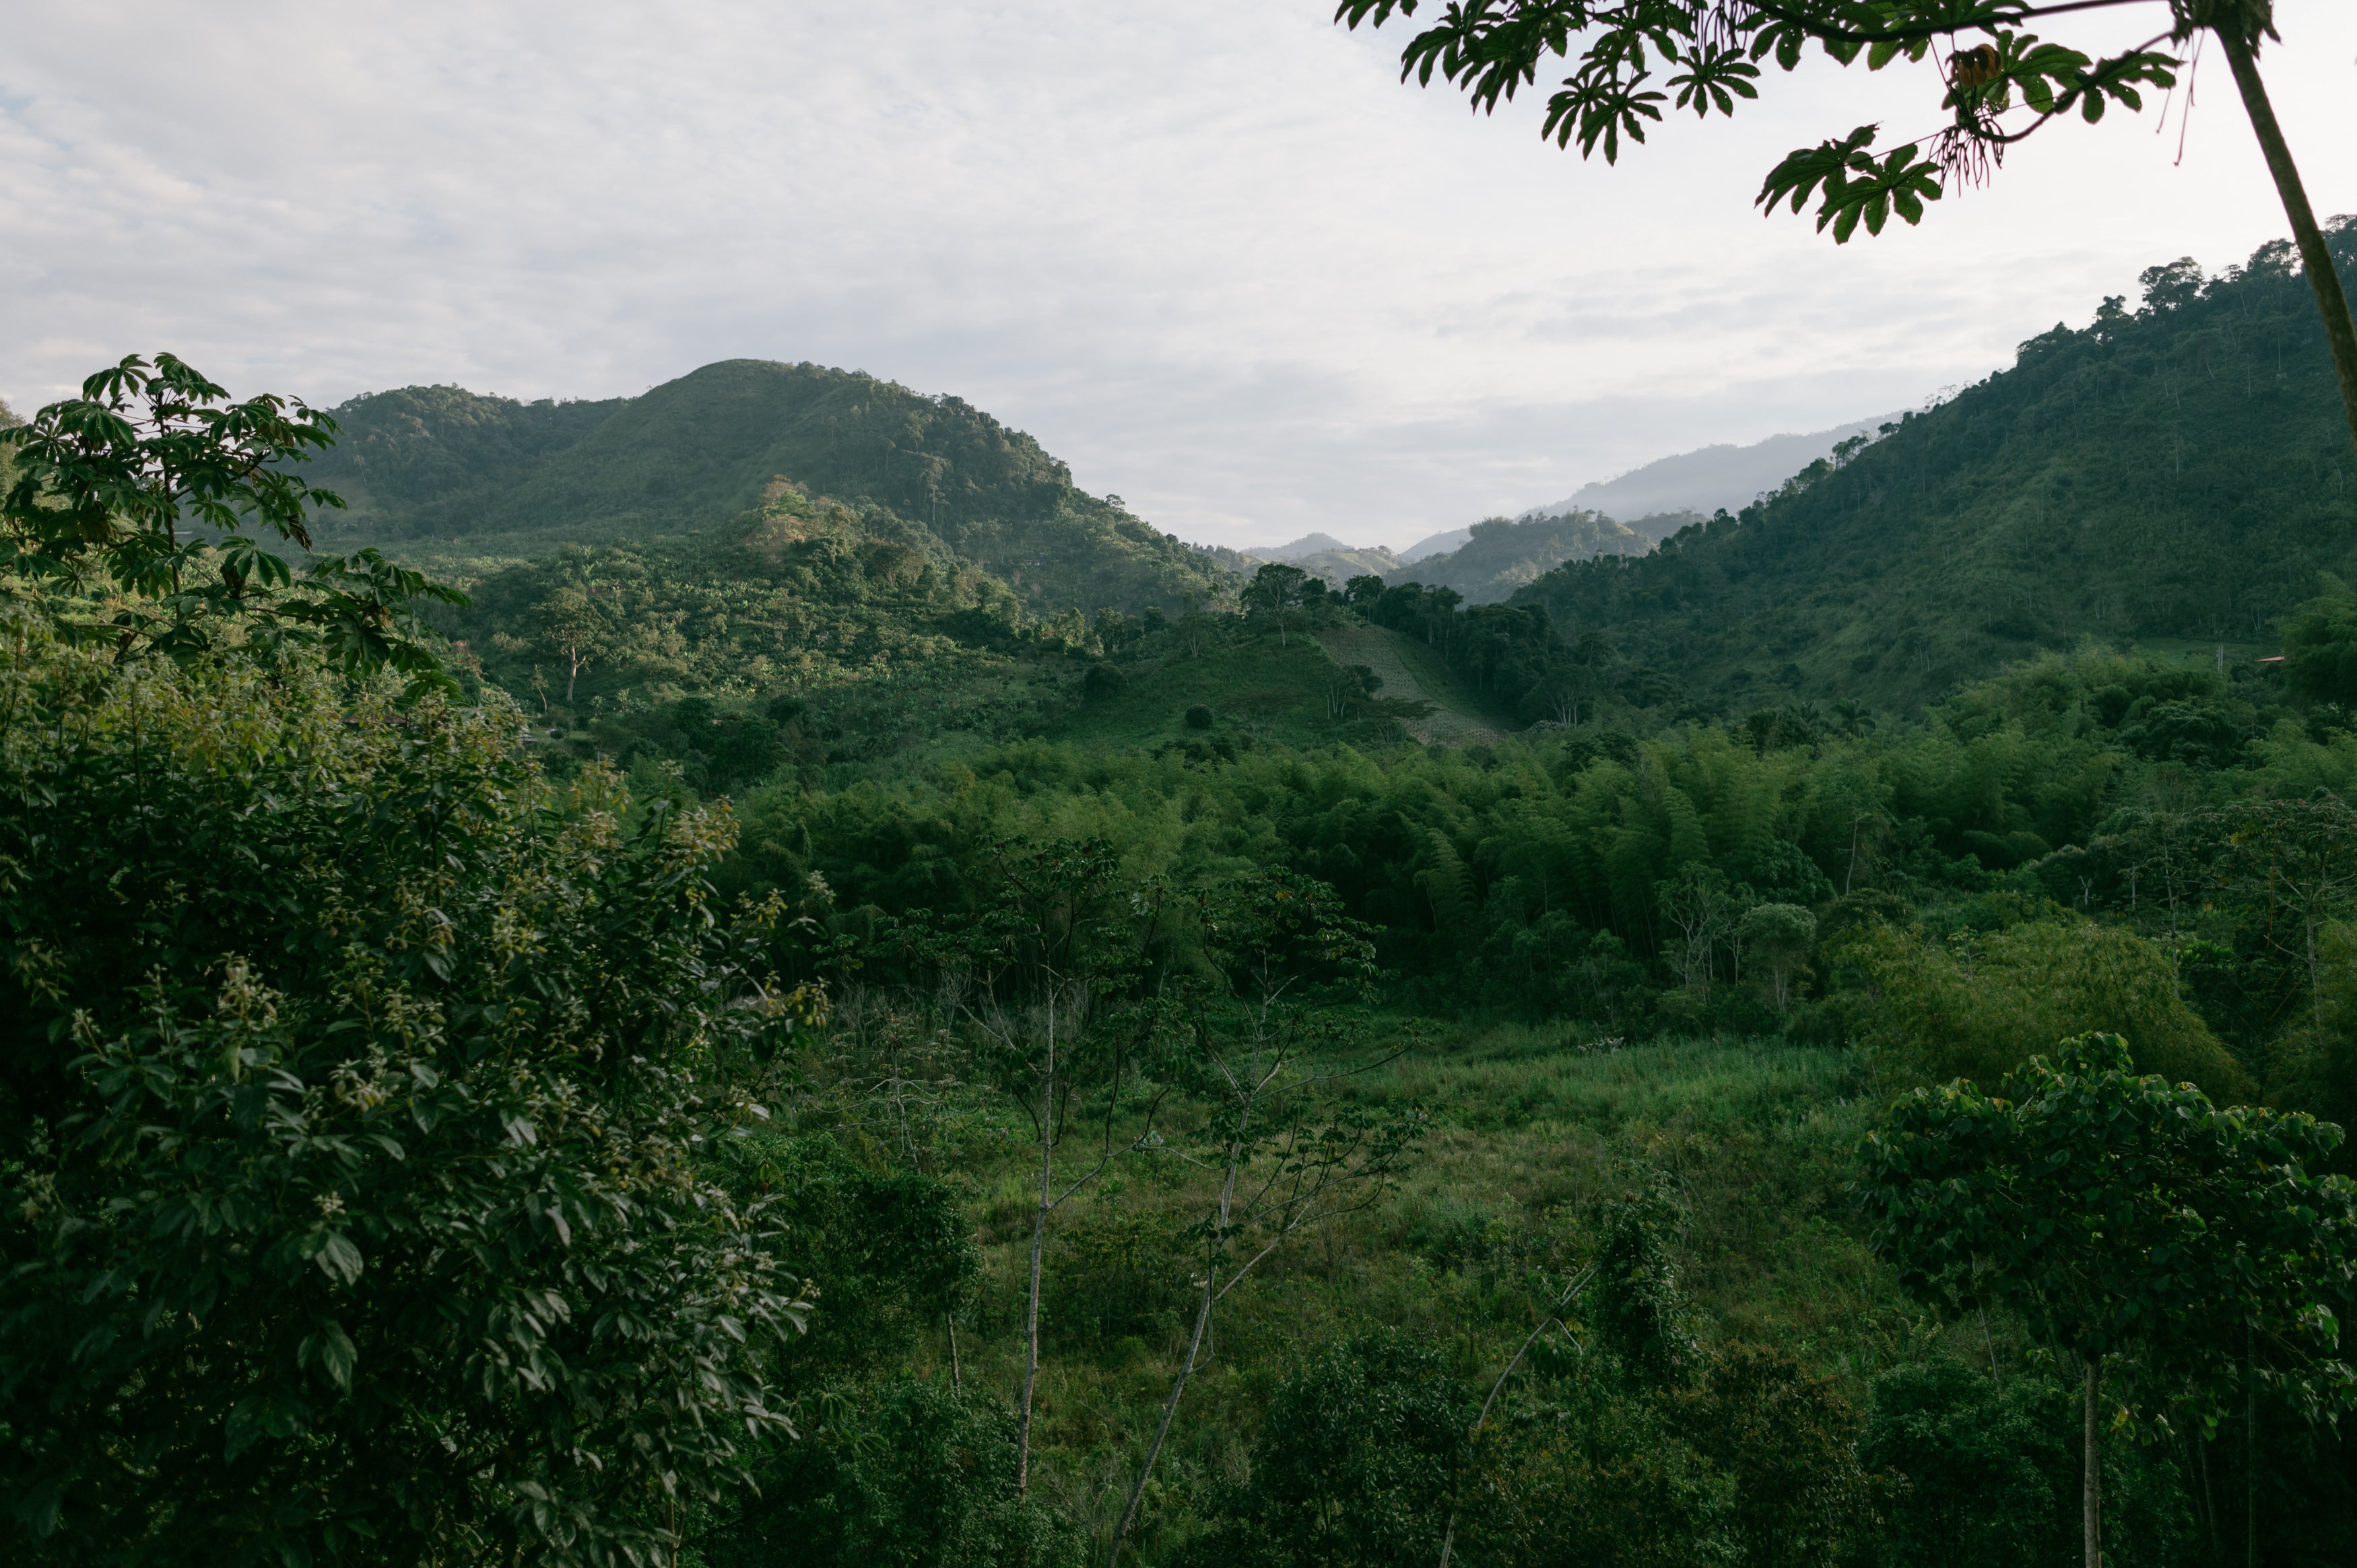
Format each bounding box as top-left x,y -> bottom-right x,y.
313,358 -> 1226,614
13,229 -> 2357,1568
1515,226 -> 2357,709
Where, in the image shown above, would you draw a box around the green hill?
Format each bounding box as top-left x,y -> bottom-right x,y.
1395,509 -> 1648,603
1513,228 -> 2357,710
1256,511 -> 1652,607
312,359 -> 1224,615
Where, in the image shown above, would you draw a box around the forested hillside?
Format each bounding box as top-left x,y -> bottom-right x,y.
1517,225 -> 2357,708
313,358 -> 1226,613
1401,509 -> 1651,601
14,226 -> 2357,1567
1248,511 -> 1655,608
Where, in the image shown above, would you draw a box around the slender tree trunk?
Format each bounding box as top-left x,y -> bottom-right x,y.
2247,1332 -> 2258,1568
1438,1269 -> 1594,1568
2193,1426 -> 2220,1565
948,1311 -> 963,1396
2214,23 -> 2357,456
2085,1358 -> 2103,1568
1016,1012 -> 1056,1496
1105,1132 -> 1245,1567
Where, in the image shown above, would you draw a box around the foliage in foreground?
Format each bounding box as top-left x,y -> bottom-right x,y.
0,613 -> 815,1565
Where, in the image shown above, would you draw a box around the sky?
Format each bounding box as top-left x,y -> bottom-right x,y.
3,3 -> 2355,551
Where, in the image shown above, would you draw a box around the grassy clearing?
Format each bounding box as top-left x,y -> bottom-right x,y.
1046,634 -> 1387,751
870,1024 -> 1939,1563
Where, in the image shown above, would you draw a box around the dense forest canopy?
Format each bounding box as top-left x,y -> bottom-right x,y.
312,359 -> 1226,615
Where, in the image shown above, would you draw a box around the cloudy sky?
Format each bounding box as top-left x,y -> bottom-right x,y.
5,3 -> 2354,549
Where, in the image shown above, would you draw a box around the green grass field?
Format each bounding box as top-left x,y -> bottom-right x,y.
794,1023 -> 1956,1564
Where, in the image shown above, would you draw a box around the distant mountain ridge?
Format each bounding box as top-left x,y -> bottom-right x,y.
1257,533 -> 1358,561
1224,425 -> 1899,607
310,359 -> 1223,614
1399,528 -> 1470,561
1527,415 -> 1905,527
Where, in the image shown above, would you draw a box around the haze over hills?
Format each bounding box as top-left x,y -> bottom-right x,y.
1244,510 -> 1678,607
1399,527 -> 1470,561
1525,414 -> 1905,532
312,359 -> 1224,615
1257,532 -> 1358,561
1230,423 -> 1907,605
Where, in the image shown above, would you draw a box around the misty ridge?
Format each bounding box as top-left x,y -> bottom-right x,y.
1239,414 -> 1905,607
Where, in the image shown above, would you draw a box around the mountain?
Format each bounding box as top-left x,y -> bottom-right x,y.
1240,533 -> 1410,587
1510,228 -> 2357,709
1259,532 -> 1358,560
1257,513 -> 1652,607
1267,543 -> 1409,586
310,359 -> 1224,614
1527,415 -> 1905,529
1397,511 -> 1648,603
1399,526 -> 1470,561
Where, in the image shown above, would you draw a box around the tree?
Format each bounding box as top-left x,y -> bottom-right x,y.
0,613 -> 823,1566
2211,795 -> 2357,1024
1104,871 -> 1427,1565
894,840 -> 1172,1496
537,585 -> 610,703
0,354 -> 464,684
1189,1333 -> 1466,1568
1656,864 -> 1742,998
2277,576 -> 2357,704
1861,1357 -> 2073,1568
1336,2 -> 2357,455
1857,1033 -> 2357,1568
1737,901 -> 1815,1012
1671,1346 -> 1875,1568
1240,561 -> 1310,646
1323,659 -> 1383,718
1426,582 -> 1464,654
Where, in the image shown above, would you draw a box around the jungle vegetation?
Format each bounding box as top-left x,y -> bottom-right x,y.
9,298 -> 2357,1568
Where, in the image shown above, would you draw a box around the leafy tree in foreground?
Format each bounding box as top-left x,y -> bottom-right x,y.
1337,1 -> 2357,452
0,613 -> 820,1566
0,353 -> 462,684
1857,1033 -> 2357,1568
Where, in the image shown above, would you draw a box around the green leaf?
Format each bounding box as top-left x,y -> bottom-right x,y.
316,1230 -> 364,1287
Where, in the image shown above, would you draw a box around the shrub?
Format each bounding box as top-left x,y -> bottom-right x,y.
700,1380 -> 1080,1568
1830,916 -> 2249,1094
0,615 -> 814,1566
1185,702 -> 1214,729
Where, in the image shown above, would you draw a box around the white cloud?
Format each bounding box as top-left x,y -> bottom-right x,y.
3,1 -> 2353,547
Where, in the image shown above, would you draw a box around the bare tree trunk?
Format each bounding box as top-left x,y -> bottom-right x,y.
948,1311 -> 963,1396
2084,1358 -> 2102,1568
1438,1268 -> 1593,1568
2214,23 -> 2357,456
2247,1331 -> 2258,1568
1105,1136 -> 1244,1567
1016,1011 -> 1055,1496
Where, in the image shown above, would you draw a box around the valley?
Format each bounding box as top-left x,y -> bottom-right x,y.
11,228 -> 2357,1568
